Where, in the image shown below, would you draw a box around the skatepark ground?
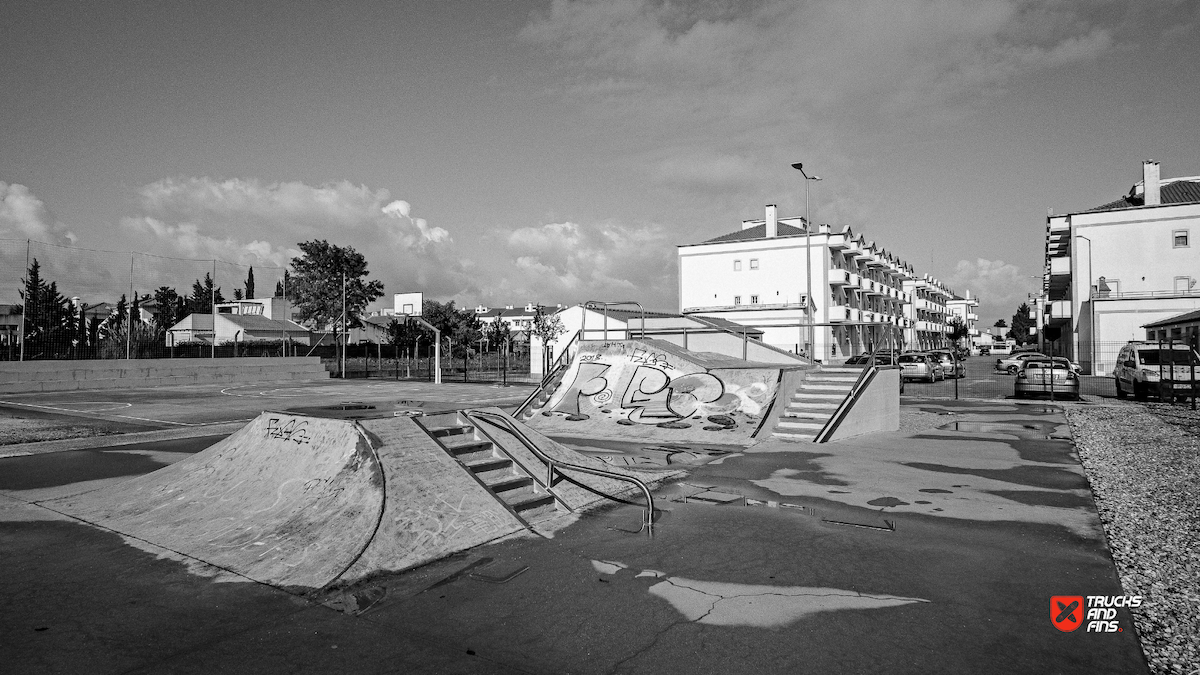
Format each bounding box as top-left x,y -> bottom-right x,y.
0,379 -> 1148,674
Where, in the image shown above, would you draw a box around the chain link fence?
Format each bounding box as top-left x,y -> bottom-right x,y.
1,238 -> 287,361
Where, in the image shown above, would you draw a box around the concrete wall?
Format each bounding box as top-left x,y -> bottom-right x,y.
826,368 -> 900,442
0,357 -> 328,393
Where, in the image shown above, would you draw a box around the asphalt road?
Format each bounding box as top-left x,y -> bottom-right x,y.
901,354 -> 1117,401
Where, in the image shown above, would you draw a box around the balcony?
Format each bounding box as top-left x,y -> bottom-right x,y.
828,305 -> 850,322
1049,256 -> 1070,277
828,268 -> 851,286
967,313 -> 979,321
848,272 -> 861,287
1048,300 -> 1071,320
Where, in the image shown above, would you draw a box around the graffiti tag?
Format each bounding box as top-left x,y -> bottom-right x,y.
265,417 -> 311,445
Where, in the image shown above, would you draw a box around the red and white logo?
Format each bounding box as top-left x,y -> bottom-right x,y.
1050,596 -> 1084,632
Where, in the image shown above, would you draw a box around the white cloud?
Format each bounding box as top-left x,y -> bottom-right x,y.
482,219 -> 678,309
0,182 -> 76,244
120,177 -> 469,300
946,257 -> 1037,321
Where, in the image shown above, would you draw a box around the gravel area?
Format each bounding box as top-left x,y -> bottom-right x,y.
1066,401 -> 1200,675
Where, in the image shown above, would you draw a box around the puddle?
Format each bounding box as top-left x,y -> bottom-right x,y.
938,421 -> 1054,435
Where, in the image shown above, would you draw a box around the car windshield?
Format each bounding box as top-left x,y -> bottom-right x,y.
1138,349 -> 1198,366
898,354 -> 925,363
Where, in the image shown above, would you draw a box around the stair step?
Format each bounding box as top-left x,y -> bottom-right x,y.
443,438 -> 493,455
776,419 -> 825,431
487,475 -> 534,493
464,456 -> 513,474
801,384 -> 853,392
782,398 -> 840,410
793,392 -> 846,401
426,425 -> 473,438
506,491 -> 556,513
783,411 -> 832,420
820,367 -> 861,374
774,431 -> 817,442
808,375 -> 858,382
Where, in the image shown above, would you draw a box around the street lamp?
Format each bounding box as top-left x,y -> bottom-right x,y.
791,162 -> 822,358
1077,235 -> 1094,374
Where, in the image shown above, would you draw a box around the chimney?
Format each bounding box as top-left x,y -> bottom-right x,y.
765,204 -> 778,238
1143,160 -> 1160,206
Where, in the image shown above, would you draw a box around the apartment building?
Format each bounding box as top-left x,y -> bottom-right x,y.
945,292 -> 981,351
677,205 -> 956,361
1043,160 -> 1200,374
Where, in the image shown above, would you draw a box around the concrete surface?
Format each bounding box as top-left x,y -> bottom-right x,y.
0,395 -> 1148,674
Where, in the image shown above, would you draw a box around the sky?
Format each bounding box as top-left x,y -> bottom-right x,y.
3,0 -> 1199,326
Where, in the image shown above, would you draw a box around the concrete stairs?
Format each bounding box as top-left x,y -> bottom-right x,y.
773,366 -> 860,442
517,366 -> 570,420
423,413 -> 558,521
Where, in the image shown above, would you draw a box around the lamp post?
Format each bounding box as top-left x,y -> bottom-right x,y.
1077,234 -> 1094,374
791,162 -> 822,359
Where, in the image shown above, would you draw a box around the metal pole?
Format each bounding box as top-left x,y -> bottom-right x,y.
805,179 -> 812,357
127,253 -> 134,360
211,260 -> 216,359
19,240 -> 29,361
341,271 -> 347,379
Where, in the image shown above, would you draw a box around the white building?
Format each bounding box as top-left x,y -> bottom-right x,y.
678,205 -> 957,361
944,292 -> 981,351
168,297 -> 310,346
1043,160 -> 1200,374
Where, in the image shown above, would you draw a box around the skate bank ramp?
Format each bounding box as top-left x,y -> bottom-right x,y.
520,339 -> 796,446
44,412 -> 529,590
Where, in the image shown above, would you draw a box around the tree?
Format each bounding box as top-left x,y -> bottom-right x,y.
947,316 -> 969,347
1007,302 -> 1035,346
274,270 -> 291,298
153,287 -> 182,336
188,273 -> 224,314
233,289 -> 244,301
993,319 -> 1007,328
530,306 -> 566,372
244,267 -> 255,300
290,240 -> 385,330
485,318 -> 511,350
420,299 -> 481,359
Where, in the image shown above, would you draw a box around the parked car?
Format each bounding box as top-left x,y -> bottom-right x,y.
1014,357 -> 1080,400
995,352 -> 1044,374
898,352 -> 941,382
929,350 -> 965,378
844,353 -> 896,366
1114,341 -> 1200,401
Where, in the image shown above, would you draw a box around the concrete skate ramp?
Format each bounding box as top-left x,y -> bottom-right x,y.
46,413 -> 527,590
524,339 -> 790,446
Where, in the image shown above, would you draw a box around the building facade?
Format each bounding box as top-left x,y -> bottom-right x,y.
678,205 -> 958,361
944,292 -> 981,351
1043,161 -> 1200,374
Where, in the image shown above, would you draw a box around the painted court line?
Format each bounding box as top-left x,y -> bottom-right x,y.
0,400 -> 251,428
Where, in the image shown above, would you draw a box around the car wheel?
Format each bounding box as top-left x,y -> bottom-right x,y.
1133,382 -> 1147,401
1007,365 -> 1019,375
1115,379 -> 1126,399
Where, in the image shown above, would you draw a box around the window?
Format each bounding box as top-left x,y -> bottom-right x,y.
734,260 -> 742,271
749,258 -> 759,270
1175,276 -> 1194,293
733,295 -> 741,305
750,295 -> 759,304
1174,230 -> 1189,248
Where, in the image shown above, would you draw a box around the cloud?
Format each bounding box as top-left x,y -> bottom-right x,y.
119,177 -> 468,301
521,0 -> 1116,153
481,219 -> 678,310
946,257 -> 1037,321
0,182 -> 76,244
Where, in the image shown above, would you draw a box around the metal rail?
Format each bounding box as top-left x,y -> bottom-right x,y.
461,409 -> 655,535
514,331 -> 581,418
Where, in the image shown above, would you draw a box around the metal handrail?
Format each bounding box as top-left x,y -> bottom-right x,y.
462,409 -> 655,535
514,331 -> 581,418
582,300 -> 645,340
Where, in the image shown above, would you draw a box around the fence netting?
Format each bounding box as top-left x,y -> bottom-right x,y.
2,238 -> 286,360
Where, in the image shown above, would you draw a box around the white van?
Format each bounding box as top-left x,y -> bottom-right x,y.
1113,341 -> 1200,400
